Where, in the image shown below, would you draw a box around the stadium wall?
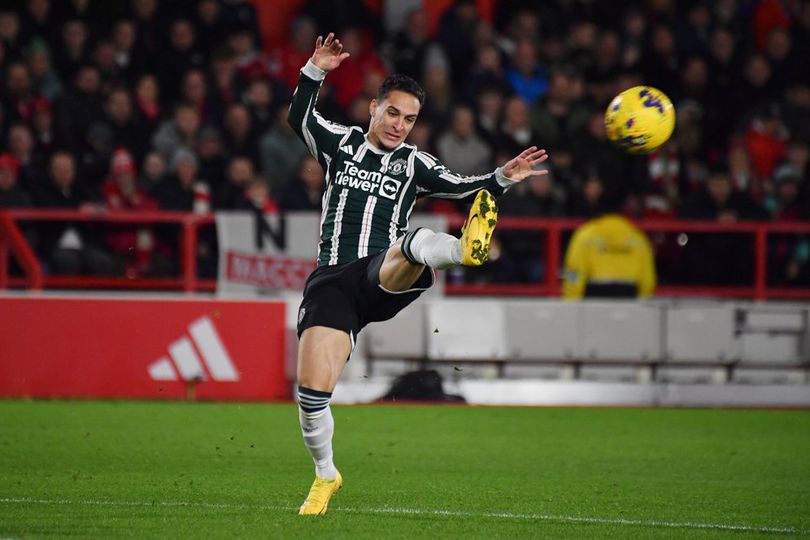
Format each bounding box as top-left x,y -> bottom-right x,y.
0,294 -> 289,401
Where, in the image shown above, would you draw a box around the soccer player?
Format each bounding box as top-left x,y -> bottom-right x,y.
289,33 -> 548,515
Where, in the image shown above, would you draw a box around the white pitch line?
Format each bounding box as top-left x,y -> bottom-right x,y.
0,497 -> 806,535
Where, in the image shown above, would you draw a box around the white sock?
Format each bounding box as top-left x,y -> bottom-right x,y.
402,228 -> 461,269
298,387 -> 337,480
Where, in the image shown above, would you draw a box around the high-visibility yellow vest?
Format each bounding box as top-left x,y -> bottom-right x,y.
562,214 -> 656,300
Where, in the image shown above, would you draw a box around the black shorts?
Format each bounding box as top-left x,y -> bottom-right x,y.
296,249 -> 434,340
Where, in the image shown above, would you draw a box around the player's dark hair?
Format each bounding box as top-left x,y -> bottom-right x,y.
377,74 -> 426,108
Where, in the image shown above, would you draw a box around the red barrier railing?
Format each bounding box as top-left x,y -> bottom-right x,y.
2,209 -> 810,300
1,209 -> 216,293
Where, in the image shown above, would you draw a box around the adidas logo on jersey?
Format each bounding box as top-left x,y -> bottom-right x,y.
339,145 -> 354,155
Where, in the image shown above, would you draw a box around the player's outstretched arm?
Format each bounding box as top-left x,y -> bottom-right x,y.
288,32 -> 353,163
501,146 -> 549,182
311,32 -> 350,73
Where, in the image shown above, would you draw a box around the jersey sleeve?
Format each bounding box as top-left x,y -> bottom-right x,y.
412,151 -> 518,202
288,60 -> 352,166
562,227 -> 588,300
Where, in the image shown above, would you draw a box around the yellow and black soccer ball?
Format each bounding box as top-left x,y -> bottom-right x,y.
604,86 -> 676,154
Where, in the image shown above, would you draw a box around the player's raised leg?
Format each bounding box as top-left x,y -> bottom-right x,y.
379,189 -> 498,292
296,326 -> 351,515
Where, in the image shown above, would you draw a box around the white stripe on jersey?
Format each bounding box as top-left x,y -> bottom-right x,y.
314,111 -> 351,135
414,152 -> 434,170
358,196 -> 378,258
300,94 -> 318,156
322,154 -> 332,184
353,142 -> 369,163
438,171 -> 492,184
425,188 -> 481,200
317,182 -> 333,256
415,151 -> 436,168
329,189 -> 348,265
388,202 -> 399,245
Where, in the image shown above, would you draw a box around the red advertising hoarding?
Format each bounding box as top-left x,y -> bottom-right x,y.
0,295 -> 289,401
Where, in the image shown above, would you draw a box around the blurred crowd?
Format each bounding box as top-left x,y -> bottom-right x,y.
0,0 -> 809,285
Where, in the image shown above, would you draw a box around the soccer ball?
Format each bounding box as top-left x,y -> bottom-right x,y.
604,86 -> 675,154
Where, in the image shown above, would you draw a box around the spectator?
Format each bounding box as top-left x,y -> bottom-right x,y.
139,150 -> 167,195
151,103 -> 201,162
153,148 -> 208,213
133,73 -> 161,134
418,61 -> 454,125
195,126 -> 228,189
240,178 -> 279,213
745,103 -> 788,180
766,164 -> 810,285
208,46 -> 241,118
179,69 -> 213,123
101,87 -> 149,161
7,123 -> 44,192
278,155 -> 324,212
0,9 -> 23,61
25,38 -> 62,101
101,148 -> 158,276
20,0 -> 59,52
194,0 -> 227,60
530,65 -> 590,151
463,44 -> 510,104
260,105 -> 308,193
130,0 -> 161,69
111,19 -> 143,84
436,105 -> 492,176
732,54 -> 777,120
680,166 -> 767,284
436,0 -> 478,85
384,8 -> 429,81
326,27 -> 386,109
29,96 -> 56,157
783,81 -> 810,144
93,39 -> 122,89
639,25 -> 680,95
156,19 -> 205,105
500,95 -> 533,149
271,16 -> 318,92
497,164 -> 565,283
34,151 -> 114,276
243,78 -> 275,135
3,62 -> 35,124
0,153 -> 32,208
56,64 -> 104,154
228,25 -> 273,83
587,30 -> 622,105
568,167 -> 607,218
474,84 -> 505,146
222,103 -> 259,165
505,38 -> 548,105
675,2 -> 712,57
53,19 -> 90,81
215,156 -> 255,209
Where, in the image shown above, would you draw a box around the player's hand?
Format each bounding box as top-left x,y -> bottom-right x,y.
311,33 -> 350,72
502,147 -> 549,181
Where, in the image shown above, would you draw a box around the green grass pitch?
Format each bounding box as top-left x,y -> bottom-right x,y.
1,401 -> 808,539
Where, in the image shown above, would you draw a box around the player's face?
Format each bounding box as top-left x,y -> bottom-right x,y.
368,90 -> 420,150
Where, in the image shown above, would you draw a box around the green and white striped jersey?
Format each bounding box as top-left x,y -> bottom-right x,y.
289,61 -> 516,267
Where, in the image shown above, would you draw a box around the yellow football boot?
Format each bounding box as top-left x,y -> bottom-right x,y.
460,189 -> 498,266
298,470 -> 343,516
